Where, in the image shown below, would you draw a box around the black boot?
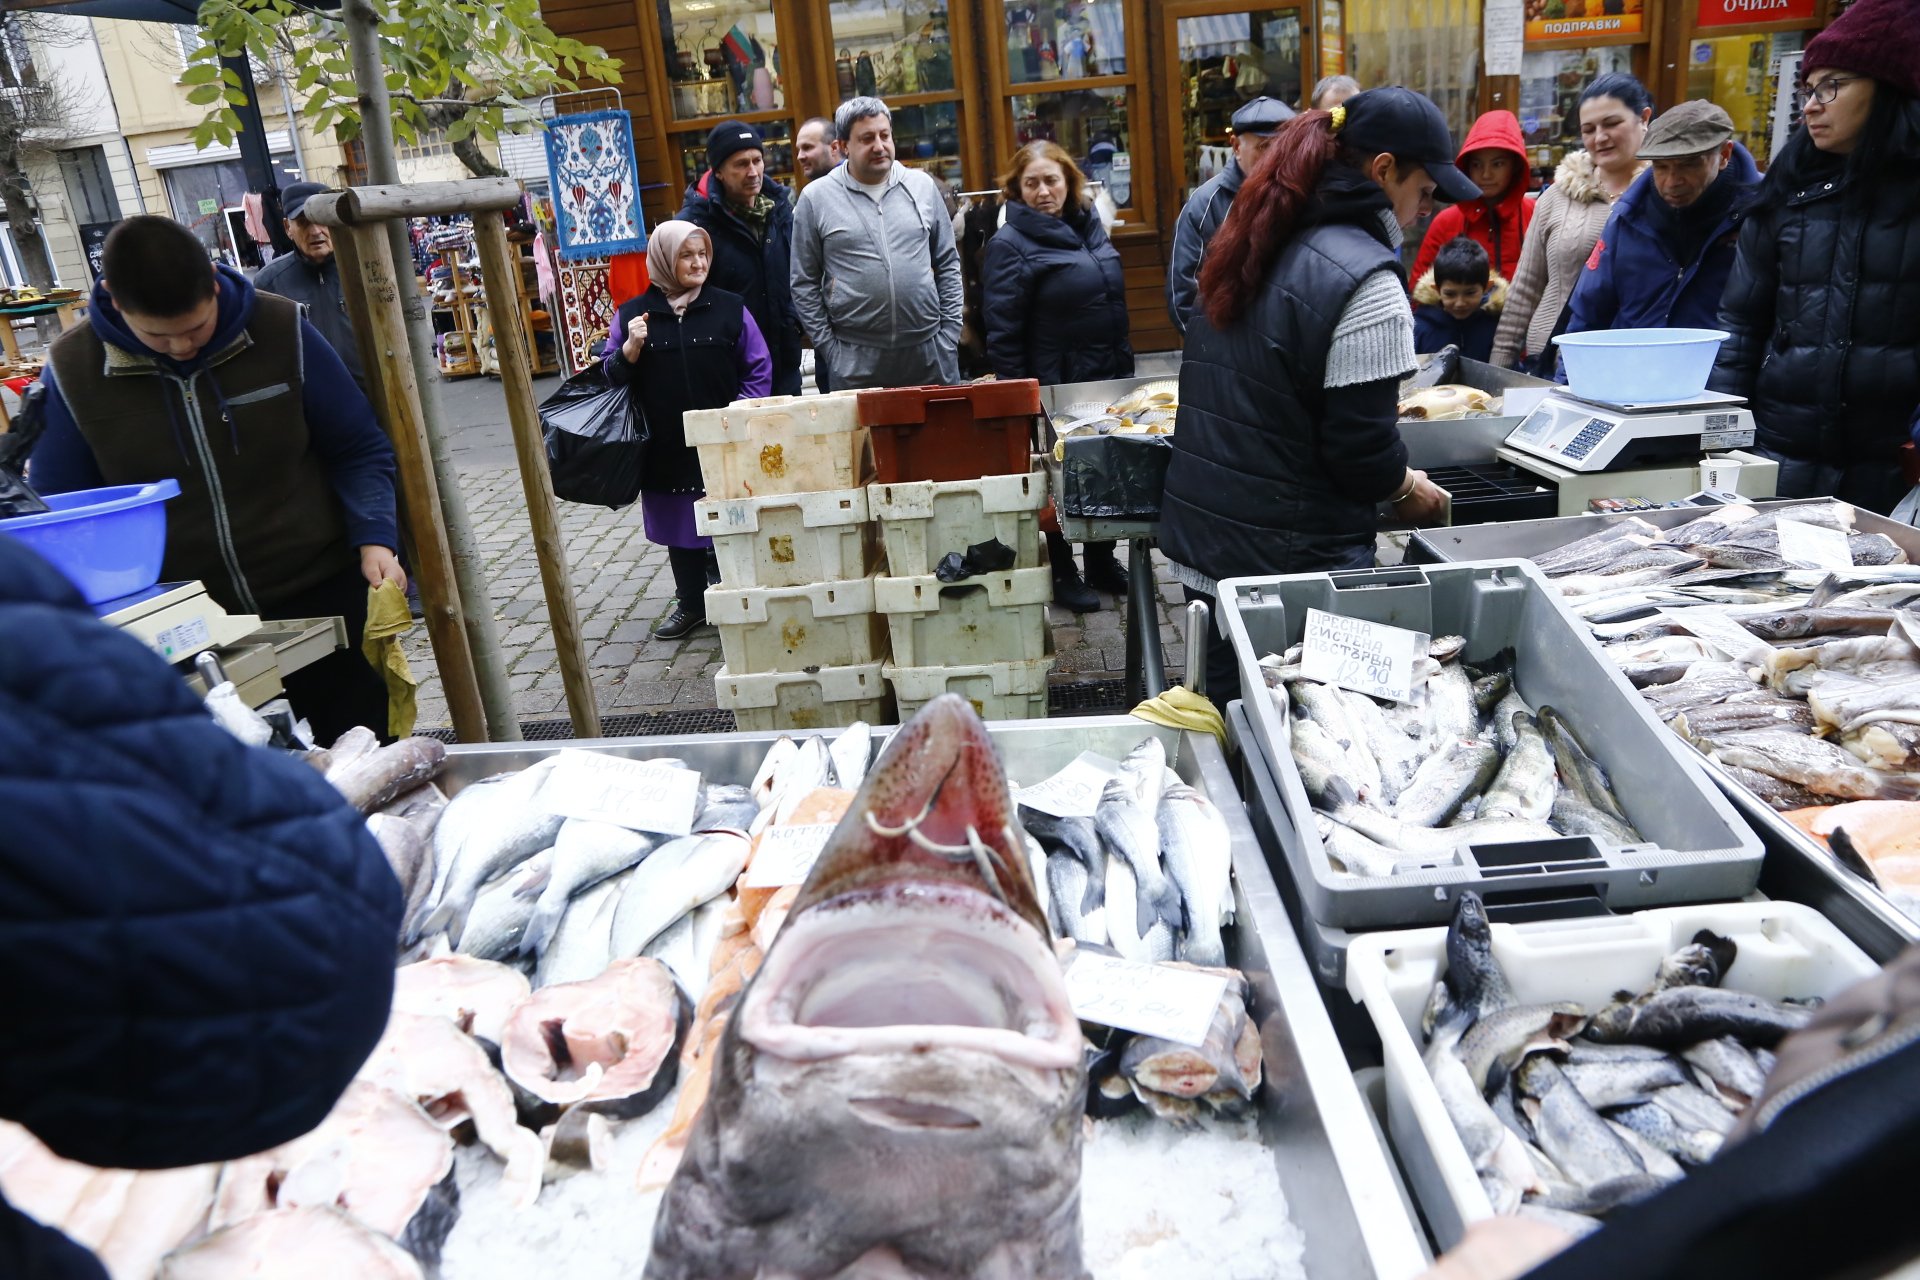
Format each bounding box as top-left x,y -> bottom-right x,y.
704,546 -> 722,587
1082,540 -> 1128,595
1048,531 -> 1101,613
657,546 -> 711,640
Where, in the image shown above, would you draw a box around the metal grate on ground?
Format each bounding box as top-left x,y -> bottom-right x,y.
417,682 -> 1137,742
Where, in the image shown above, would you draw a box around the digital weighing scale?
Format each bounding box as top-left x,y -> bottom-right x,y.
96,581 -> 261,662
1492,388 -> 1775,517
1500,388 -> 1756,472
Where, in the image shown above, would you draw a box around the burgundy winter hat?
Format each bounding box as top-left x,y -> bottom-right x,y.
1802,0 -> 1920,101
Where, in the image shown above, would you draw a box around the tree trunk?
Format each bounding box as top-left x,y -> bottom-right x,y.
454,132 -> 506,179
0,141 -> 56,293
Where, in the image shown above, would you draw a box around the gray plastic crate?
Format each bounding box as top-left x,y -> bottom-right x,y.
1217,559 -> 1763,932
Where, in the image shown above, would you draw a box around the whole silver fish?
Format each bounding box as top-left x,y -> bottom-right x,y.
1610,1099 -> 1723,1166
1587,985 -> 1812,1049
1540,707 -> 1639,834
1515,1055 -> 1647,1189
420,758 -> 565,947
1291,716 -> 1363,809
1426,997 -> 1538,1207
1342,687 -> 1424,803
535,868 -> 630,988
1479,712 -> 1557,822
521,819 -> 658,958
1428,660 -> 1482,744
1444,891 -> 1516,1023
1104,848 -> 1175,962
1683,1036 -> 1768,1104
1703,729 -> 1920,802
1393,740 -> 1502,828
608,830 -> 752,960
1093,778 -> 1183,944
695,784 -> 759,833
1022,809 -> 1107,942
1335,804 -> 1559,858
1316,814 -> 1433,878
1047,852 -> 1099,944
457,848 -> 555,962
1456,1002 -> 1587,1093
1157,782 -> 1233,967
1561,1056 -> 1690,1110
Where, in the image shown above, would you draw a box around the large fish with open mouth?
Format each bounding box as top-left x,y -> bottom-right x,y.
646,695 -> 1089,1280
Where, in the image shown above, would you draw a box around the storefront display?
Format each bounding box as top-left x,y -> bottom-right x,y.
660,0 -> 788,122
1347,0 -> 1482,142
1686,30 -> 1809,162
1172,7 -> 1304,197
889,99 -> 967,191
828,0 -> 960,93
669,120 -> 795,192
1014,86 -> 1137,207
1005,0 -> 1131,80
1517,44 -> 1636,173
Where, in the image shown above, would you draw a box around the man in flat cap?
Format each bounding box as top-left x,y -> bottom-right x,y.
1166,95 -> 1295,335
252,181 -> 366,395
1564,99 -> 1760,349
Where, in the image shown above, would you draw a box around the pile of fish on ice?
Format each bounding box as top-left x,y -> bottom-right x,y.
7,700 -> 1289,1277
1525,501 -> 1920,913
1263,636 -> 1644,878
1423,892 -> 1810,1237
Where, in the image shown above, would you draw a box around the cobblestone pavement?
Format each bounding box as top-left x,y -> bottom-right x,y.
406,363 -> 1187,732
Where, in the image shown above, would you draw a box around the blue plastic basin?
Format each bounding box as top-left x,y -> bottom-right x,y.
0,479 -> 182,604
1552,327 -> 1730,403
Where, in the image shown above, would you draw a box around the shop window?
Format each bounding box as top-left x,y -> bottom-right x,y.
661,0 -> 787,122
1346,0 -> 1481,144
1174,8 -> 1303,198
1518,45 -> 1635,176
1012,85 -> 1134,206
829,0 -> 958,95
888,100 -> 966,191
1004,0 -> 1128,83
57,146 -> 119,226
670,119 -> 795,192
1686,31 -> 1806,165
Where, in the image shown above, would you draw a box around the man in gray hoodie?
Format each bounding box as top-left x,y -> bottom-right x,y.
1166,96 -> 1293,336
790,96 -> 964,390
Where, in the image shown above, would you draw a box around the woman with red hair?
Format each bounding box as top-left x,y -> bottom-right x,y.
1160,88 -> 1470,703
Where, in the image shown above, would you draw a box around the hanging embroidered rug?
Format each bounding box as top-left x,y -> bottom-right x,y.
544,109 -> 648,261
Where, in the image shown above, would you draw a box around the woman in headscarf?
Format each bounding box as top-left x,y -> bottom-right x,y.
605,220 -> 772,639
1709,0 -> 1920,514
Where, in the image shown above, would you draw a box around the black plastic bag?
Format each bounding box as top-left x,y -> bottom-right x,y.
0,380 -> 50,517
540,363 -> 648,509
1059,432 -> 1172,520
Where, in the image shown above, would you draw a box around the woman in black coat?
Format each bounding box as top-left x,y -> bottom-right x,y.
605,220 -> 773,639
981,141 -> 1133,612
1707,0 -> 1920,514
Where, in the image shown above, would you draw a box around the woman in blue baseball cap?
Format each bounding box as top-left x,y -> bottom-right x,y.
1159,87 -> 1472,705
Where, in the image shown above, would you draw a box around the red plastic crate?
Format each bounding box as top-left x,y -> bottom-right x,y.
856,380 -> 1040,483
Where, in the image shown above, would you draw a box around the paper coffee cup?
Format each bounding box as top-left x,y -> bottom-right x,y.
1700,456 -> 1745,492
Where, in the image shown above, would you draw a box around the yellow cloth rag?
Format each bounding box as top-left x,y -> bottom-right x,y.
1130,685 -> 1225,745
362,580 -> 419,739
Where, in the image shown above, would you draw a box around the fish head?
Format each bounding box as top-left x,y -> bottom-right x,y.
733,695 -> 1083,1076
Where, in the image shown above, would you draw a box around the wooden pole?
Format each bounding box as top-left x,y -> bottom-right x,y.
471,213 -> 603,739
343,222 -> 490,742
338,179 -> 525,221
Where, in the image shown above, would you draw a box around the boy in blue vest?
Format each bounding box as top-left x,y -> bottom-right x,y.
1411,236 -> 1506,364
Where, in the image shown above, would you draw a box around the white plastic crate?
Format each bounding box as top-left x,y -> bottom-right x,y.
872,566 -> 1052,668
706,576 -> 888,674
1345,902 -> 1877,1251
714,661 -> 894,732
686,392 -> 872,499
696,487 -> 878,589
886,648 -> 1054,722
868,467 -> 1050,577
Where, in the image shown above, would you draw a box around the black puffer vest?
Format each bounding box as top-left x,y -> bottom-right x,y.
606,284 -> 749,494
1160,175 -> 1405,582
1709,135 -> 1920,469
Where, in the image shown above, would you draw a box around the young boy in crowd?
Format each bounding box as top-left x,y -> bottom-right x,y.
1406,108 -> 1534,286
1412,236 -> 1506,364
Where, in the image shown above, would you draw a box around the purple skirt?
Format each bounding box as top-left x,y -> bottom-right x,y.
641,490 -> 711,550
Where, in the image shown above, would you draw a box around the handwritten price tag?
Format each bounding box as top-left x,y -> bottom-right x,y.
538,750 -> 702,836
1298,608 -> 1429,704
1014,751 -> 1120,819
1066,953 -> 1228,1047
1776,519 -> 1853,570
1659,607 -> 1762,659
742,822 -> 837,888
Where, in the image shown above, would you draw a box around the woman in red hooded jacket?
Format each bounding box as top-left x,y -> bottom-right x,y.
1408,110 -> 1534,286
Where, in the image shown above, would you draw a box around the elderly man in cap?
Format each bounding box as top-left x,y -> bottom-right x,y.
1563,99 -> 1760,351
676,119 -> 804,395
252,181 -> 365,394
1166,94 -> 1294,335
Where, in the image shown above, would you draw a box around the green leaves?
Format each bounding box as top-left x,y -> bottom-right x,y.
186,0 -> 624,172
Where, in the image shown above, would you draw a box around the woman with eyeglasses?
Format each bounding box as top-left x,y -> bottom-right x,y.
1708,0 -> 1920,514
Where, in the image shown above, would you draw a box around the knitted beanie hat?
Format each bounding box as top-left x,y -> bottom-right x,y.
1803,0 -> 1920,101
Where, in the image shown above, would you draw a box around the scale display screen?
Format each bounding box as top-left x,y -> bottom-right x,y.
1509,400 -> 1618,457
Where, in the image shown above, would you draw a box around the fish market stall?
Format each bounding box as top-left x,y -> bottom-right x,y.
29,707 -> 1427,1277
1408,500 -> 1920,962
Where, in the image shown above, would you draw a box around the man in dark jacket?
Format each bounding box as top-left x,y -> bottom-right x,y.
677,121 -> 803,395
251,181 -> 366,396
1565,101 -> 1760,351
1167,95 -> 1294,335
0,533 -> 401,1280
30,215 -> 402,746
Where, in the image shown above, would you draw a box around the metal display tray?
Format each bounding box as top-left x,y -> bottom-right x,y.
1216,560 -> 1765,933
444,716 -> 1433,1280
1403,501 -> 1920,963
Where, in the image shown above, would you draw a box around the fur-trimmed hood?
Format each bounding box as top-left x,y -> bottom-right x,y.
1552,148 -> 1649,206
1412,267 -> 1509,313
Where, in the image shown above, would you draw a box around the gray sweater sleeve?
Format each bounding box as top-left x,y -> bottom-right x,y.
1324,269 -> 1417,389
